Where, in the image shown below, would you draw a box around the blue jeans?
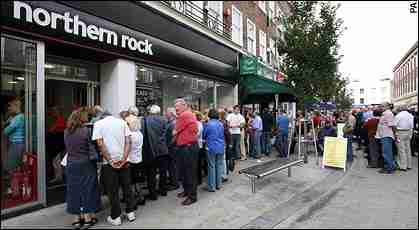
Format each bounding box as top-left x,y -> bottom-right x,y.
221,148 -> 227,178
231,134 -> 241,160
251,130 -> 262,158
344,134 -> 353,162
207,153 -> 223,191
261,131 -> 272,155
381,137 -> 396,171
275,133 -> 288,157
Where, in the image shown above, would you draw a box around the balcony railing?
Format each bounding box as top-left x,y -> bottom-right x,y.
161,1 -> 232,41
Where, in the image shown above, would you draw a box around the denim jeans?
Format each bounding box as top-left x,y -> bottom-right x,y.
344,134 -> 353,162
261,131 -> 272,155
381,137 -> 396,171
221,149 -> 227,178
231,134 -> 241,160
251,130 -> 262,158
207,153 -> 223,191
275,133 -> 288,158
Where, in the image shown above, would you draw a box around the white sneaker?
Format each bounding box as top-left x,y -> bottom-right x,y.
107,216 -> 122,226
126,212 -> 136,222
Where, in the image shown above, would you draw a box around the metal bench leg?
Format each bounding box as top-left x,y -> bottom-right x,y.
251,176 -> 256,193
288,167 -> 292,177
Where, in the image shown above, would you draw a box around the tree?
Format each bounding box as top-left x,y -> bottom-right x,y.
334,76 -> 353,111
277,1 -> 346,110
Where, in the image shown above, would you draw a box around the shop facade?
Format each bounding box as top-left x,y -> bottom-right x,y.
1,1 -> 239,218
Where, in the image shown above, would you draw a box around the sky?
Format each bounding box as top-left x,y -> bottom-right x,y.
336,1 -> 418,84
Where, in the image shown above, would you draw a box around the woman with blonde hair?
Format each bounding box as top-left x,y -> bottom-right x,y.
64,108 -> 100,229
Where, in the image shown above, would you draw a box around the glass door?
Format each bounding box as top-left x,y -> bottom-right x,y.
1,36 -> 41,213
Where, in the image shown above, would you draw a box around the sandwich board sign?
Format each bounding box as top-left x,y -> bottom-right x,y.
322,137 -> 347,171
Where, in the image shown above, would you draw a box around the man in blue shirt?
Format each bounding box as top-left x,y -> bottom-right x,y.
250,112 -> 263,159
203,109 -> 225,192
275,110 -> 289,158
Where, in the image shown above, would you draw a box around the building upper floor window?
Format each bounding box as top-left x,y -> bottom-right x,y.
207,1 -> 223,33
276,5 -> 284,19
247,19 -> 256,56
268,38 -> 275,66
360,98 -> 365,104
259,30 -> 267,62
268,1 -> 275,20
259,1 -> 266,14
231,5 -> 243,46
360,88 -> 364,94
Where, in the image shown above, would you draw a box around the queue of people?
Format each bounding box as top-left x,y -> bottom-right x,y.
61,99 -> 418,228
63,100 -> 260,228
307,102 -> 418,174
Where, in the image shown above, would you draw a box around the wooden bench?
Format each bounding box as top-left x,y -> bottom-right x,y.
238,158 -> 304,193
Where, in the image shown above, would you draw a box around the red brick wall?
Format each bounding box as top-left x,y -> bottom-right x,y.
223,1 -> 280,57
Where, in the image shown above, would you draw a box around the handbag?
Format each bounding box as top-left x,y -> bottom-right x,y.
86,126 -> 100,162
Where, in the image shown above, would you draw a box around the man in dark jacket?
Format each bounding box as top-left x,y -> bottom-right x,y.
261,108 -> 274,156
165,107 -> 179,190
142,105 -> 169,200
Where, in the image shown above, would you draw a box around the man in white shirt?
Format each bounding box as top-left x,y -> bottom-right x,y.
226,105 -> 245,162
394,105 -> 414,171
92,113 -> 136,225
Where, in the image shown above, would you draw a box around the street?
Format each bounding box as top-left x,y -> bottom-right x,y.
277,153 -> 419,229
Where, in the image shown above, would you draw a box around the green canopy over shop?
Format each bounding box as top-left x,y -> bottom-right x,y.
238,55 -> 296,105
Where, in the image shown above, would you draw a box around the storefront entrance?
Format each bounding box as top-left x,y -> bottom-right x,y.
44,57 -> 99,206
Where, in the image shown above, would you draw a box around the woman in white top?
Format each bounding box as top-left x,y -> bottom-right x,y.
194,111 -> 207,185
124,111 -> 146,207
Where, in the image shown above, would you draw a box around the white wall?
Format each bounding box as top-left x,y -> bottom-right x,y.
100,59 -> 136,116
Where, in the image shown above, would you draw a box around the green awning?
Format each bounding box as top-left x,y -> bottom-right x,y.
239,74 -> 297,104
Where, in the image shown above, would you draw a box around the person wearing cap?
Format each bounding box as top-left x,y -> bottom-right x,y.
394,105 -> 414,171
375,102 -> 397,174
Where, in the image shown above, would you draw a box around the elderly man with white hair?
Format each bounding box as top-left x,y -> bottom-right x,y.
174,98 -> 199,206
141,105 -> 169,200
394,105 -> 414,171
165,107 -> 179,190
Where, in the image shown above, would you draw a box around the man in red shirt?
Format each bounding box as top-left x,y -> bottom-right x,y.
174,98 -> 199,206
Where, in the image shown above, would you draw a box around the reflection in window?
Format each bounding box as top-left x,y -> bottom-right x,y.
136,65 -> 218,116
1,36 -> 38,210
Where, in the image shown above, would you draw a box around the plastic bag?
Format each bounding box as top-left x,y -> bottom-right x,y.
60,153 -> 68,167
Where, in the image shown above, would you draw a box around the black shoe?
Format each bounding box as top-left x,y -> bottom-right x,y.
366,165 -> 378,168
145,194 -> 158,201
398,168 -> 407,172
222,178 -> 228,183
378,169 -> 394,174
181,197 -> 197,206
160,190 -> 167,196
407,167 -> 412,170
137,198 -> 146,206
167,185 -> 180,191
177,191 -> 187,198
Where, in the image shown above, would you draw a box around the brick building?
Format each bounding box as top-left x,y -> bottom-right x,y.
223,1 -> 292,74
391,41 -> 418,110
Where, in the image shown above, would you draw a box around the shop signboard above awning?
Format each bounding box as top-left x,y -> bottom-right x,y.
239,55 -> 276,80
239,55 -> 296,104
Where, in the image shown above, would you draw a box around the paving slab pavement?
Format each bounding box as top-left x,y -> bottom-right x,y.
276,152 -> 419,229
2,152 -> 349,229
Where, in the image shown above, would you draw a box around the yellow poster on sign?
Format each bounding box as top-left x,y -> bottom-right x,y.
322,137 -> 347,171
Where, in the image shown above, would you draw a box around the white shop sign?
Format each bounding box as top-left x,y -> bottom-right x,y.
13,1 -> 154,56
